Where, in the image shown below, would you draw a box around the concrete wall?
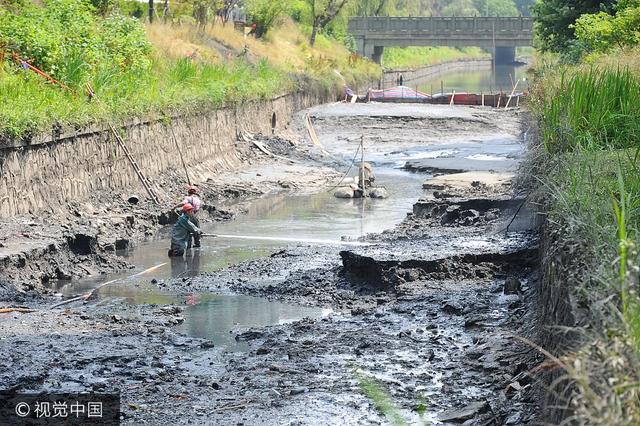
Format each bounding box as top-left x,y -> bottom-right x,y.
0,88 -> 332,218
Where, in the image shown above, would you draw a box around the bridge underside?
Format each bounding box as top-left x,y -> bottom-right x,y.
349,17 -> 533,66
357,38 -> 530,65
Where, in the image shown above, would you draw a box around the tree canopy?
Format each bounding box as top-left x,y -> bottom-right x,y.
573,0 -> 640,53
531,0 -> 617,52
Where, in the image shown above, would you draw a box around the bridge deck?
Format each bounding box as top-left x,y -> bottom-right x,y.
349,16 -> 533,35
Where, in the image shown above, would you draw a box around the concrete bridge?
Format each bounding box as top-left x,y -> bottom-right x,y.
348,16 -> 533,64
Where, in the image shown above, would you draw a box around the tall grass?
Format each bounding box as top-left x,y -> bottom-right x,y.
539,68 -> 640,152
531,51 -> 640,424
0,53 -> 292,139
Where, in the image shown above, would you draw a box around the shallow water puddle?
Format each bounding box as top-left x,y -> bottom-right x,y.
97,284 -> 332,351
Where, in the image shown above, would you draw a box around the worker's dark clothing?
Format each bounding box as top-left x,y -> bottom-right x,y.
179,195 -> 203,248
168,214 -> 200,257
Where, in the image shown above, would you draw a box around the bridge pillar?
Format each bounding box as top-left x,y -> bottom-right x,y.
494,47 -> 516,65
355,37 -> 365,57
372,46 -> 384,65
362,44 -> 384,64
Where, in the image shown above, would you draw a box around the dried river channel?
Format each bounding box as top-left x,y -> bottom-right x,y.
0,98 -> 539,424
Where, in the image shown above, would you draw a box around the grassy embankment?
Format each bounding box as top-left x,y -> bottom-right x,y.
530,49 -> 640,424
0,2 -> 379,140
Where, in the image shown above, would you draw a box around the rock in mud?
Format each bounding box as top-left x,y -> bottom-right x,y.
334,187 -> 355,198
503,277 -> 522,295
442,301 -> 464,315
369,187 -> 388,199
236,330 -> 264,341
438,400 -> 490,422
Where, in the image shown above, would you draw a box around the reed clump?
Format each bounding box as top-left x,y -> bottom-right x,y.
531,51 -> 640,424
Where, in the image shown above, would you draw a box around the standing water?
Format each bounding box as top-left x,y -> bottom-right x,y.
412,63 -> 530,95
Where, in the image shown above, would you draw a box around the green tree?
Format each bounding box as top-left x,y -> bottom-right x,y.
351,0 -> 388,16
532,0 -> 617,52
306,0 -> 350,46
90,0 -> 114,16
573,0 -> 640,53
246,0 -> 291,38
512,0 -> 534,16
442,0 -> 479,16
473,0 -> 518,16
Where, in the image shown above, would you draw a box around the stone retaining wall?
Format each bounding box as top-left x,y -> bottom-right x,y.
0,88 -> 332,218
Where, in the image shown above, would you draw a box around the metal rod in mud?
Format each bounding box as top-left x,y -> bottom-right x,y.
50,262 -> 168,309
360,135 -> 365,196
201,234 -> 373,247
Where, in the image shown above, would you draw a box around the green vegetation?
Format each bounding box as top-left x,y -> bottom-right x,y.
355,371 -> 408,426
0,57 -> 291,139
530,50 -> 640,424
0,0 -> 381,139
530,0 -> 640,420
536,68 -> 640,152
383,46 -> 489,70
573,0 -> 640,55
0,0 -> 531,139
532,0 -> 617,54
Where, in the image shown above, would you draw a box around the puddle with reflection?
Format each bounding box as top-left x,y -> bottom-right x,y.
414,63 -> 531,95
51,169 -> 424,351
97,283 -> 332,351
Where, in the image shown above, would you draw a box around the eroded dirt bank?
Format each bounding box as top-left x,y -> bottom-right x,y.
0,103 -> 540,425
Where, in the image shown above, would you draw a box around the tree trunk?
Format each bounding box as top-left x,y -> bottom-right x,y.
162,0 -> 168,24
310,24 -> 318,47
148,0 -> 154,23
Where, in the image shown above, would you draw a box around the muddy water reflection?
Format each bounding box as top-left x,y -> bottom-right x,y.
413,64 -> 530,95
96,283 -> 330,351
54,166 -> 424,351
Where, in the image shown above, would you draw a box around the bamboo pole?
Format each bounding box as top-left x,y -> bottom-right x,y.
505,79 -> 520,109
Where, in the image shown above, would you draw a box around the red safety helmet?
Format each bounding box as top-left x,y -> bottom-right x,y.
182,203 -> 194,213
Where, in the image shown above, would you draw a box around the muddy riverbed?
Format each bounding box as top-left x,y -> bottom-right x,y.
0,103 -> 541,425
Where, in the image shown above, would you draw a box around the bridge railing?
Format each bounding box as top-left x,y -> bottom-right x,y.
348,17 -> 533,35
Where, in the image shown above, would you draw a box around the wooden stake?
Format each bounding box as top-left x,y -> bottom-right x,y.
505,79 -> 520,109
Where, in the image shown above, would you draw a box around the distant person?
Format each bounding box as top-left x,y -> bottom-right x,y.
344,84 -> 356,102
247,22 -> 257,37
173,185 -> 203,248
398,73 -> 404,86
168,203 -> 202,257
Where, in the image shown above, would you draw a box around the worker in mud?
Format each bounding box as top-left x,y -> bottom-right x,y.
168,203 -> 202,257
173,185 -> 203,248
353,162 -> 375,198
358,162 -> 375,189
